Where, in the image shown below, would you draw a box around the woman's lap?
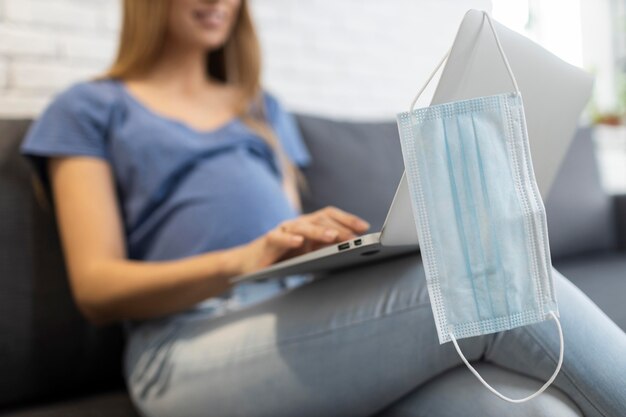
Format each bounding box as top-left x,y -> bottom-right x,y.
124,255 -> 626,417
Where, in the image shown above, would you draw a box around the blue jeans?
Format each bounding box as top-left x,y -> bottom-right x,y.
124,255 -> 626,417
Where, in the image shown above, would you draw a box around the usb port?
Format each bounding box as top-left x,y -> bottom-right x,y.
338,242 -> 350,251
354,238 -> 362,246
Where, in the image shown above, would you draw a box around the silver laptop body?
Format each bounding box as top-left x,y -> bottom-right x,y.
230,9 -> 593,284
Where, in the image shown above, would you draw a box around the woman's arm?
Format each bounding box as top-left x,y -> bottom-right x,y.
48,156 -> 243,325
49,156 -> 369,326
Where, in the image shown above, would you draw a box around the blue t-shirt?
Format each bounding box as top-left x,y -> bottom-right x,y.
21,79 -> 312,315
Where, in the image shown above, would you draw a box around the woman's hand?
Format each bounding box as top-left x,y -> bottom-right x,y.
236,206 -> 370,275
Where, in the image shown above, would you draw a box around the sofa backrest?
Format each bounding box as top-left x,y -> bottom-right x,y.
296,114 -> 405,231
0,120 -> 125,409
544,127 -> 617,258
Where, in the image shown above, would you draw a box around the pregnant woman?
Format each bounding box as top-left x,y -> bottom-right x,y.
21,0 -> 626,416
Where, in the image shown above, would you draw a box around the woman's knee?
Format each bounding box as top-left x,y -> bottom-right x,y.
376,363 -> 582,417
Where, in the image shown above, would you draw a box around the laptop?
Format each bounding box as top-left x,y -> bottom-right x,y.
230,9 -> 593,284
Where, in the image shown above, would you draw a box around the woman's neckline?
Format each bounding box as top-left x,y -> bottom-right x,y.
112,78 -> 240,136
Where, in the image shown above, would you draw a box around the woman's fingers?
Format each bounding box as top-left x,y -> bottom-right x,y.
280,220 -> 340,243
266,207 -> 370,261
253,209 -> 370,271
278,207 -> 371,246
319,206 -> 370,234
313,217 -> 358,242
241,229 -> 304,274
266,227 -> 305,250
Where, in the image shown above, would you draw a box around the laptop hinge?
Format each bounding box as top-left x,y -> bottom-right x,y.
380,171 -> 420,246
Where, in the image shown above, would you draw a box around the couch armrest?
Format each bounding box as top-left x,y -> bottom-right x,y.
614,194 -> 626,251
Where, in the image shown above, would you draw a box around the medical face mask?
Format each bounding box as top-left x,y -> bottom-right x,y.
396,12 -> 563,403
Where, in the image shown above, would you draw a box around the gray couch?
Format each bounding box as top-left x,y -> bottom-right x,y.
1,116 -> 624,416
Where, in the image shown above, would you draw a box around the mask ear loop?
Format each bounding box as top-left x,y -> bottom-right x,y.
407,10 -> 563,403
409,47 -> 452,113
483,11 -> 520,93
409,11 -> 520,114
451,311 -> 564,403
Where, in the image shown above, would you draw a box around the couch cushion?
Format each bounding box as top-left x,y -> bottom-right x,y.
545,127 -> 616,259
0,120 -> 125,408
0,391 -> 138,417
553,252 -> 626,331
296,115 -> 404,231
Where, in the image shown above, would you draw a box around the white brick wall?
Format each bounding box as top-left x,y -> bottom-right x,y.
0,0 -> 490,119
0,0 -> 119,117
251,0 -> 491,119
0,58 -> 7,89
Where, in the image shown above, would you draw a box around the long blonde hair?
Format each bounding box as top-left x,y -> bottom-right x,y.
105,0 -> 305,195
